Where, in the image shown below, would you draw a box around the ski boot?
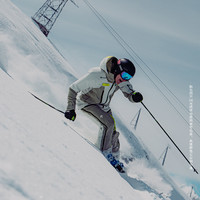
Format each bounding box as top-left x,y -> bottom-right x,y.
106,153 -> 125,173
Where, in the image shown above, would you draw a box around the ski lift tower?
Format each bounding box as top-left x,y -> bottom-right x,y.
32,0 -> 78,37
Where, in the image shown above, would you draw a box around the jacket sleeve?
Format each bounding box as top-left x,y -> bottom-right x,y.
117,81 -> 136,103
66,87 -> 78,111
66,71 -> 102,111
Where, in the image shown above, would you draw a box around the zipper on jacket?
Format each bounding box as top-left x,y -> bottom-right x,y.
101,82 -> 115,106
100,90 -> 104,104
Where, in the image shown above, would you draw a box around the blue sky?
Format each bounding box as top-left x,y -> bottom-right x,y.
11,0 -> 200,196
13,0 -> 200,104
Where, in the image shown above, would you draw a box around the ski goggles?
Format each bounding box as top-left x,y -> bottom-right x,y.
120,71 -> 133,81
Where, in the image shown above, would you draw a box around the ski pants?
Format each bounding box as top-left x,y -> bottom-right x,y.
82,104 -> 120,152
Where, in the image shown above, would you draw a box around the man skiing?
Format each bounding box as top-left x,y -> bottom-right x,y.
64,56 -> 143,172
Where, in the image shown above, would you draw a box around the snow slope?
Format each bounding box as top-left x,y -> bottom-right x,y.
0,0 -> 194,199
0,68 -> 151,200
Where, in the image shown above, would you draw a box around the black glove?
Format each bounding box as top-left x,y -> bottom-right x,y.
132,92 -> 143,102
64,110 -> 76,121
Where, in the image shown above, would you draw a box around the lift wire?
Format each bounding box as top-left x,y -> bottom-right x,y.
83,0 -> 200,126
82,0 -> 200,138
83,0 -> 200,133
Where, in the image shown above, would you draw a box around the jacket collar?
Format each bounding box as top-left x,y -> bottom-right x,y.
99,56 -> 115,83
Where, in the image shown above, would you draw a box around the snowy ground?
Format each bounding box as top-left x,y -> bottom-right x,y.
0,0 -> 198,199
0,63 -> 185,200
0,69 -> 149,200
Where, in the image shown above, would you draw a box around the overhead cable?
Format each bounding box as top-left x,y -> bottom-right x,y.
82,0 -> 200,138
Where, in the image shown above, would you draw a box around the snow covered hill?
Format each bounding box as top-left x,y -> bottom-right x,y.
1,67 -> 149,200
0,0 -> 196,199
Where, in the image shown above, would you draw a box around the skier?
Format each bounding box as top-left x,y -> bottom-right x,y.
64,56 -> 143,172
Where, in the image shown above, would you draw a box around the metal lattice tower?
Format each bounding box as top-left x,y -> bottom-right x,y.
32,0 -> 77,37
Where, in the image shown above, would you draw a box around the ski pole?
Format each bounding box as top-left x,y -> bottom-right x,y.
29,92 -> 65,114
141,102 -> 199,174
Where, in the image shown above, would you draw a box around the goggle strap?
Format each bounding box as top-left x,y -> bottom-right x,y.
117,59 -> 123,71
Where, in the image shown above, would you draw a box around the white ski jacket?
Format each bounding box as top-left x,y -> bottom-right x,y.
66,56 -> 136,112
